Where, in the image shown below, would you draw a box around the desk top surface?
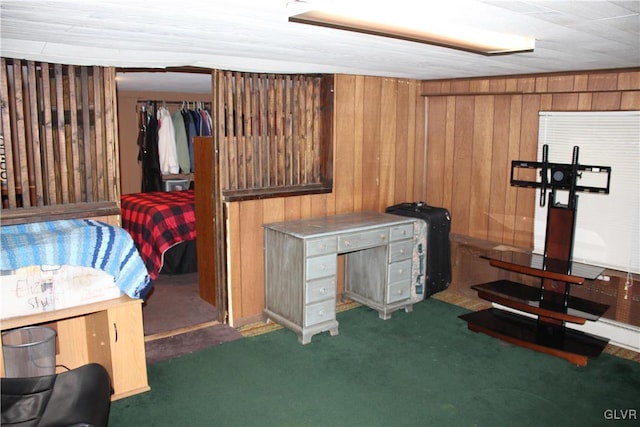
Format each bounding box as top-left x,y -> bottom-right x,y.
263,211 -> 415,238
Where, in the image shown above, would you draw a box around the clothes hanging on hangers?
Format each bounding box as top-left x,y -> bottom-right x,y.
135,99 -> 212,189
139,102 -> 162,192
157,106 -> 180,175
198,104 -> 212,137
181,107 -> 198,173
172,106 -> 191,174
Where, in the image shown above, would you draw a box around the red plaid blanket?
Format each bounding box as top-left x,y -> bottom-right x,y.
121,190 -> 196,280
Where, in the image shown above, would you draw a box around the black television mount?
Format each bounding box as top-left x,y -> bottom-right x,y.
511,144 -> 612,209
510,144 -> 611,265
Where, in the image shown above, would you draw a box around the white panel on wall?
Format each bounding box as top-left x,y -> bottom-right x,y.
534,111 -> 640,274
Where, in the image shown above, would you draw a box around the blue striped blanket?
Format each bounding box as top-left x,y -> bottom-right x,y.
1,219 -> 152,299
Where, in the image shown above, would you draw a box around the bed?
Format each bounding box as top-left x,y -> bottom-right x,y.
0,219 -> 151,319
120,189 -> 197,281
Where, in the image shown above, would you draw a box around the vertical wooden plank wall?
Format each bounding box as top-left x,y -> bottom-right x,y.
216,72 -> 332,200
421,69 -> 640,249
226,75 -> 426,325
1,58 -> 120,224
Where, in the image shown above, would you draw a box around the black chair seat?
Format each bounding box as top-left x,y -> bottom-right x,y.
1,363 -> 112,427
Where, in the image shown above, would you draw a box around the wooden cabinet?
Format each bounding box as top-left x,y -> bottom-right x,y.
264,212 -> 420,344
1,295 -> 149,400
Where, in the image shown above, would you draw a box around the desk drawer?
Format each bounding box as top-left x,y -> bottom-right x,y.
389,223 -> 414,241
306,237 -> 337,257
387,280 -> 411,303
306,254 -> 337,280
388,239 -> 413,262
338,228 -> 388,252
388,259 -> 412,284
304,300 -> 335,327
305,277 -> 336,304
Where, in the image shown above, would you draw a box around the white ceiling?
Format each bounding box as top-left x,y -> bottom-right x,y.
1,0 -> 639,94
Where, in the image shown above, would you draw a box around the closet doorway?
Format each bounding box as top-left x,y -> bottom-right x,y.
115,70 -> 226,339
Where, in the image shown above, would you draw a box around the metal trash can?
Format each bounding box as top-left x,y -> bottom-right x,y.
2,326 -> 57,377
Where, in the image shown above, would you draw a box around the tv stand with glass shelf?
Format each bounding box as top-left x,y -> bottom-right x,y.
459,251 -> 610,366
460,145 -> 612,366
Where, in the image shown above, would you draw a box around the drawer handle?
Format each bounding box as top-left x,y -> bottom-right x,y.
396,289 -> 403,295
401,230 -> 407,236
319,309 -> 324,316
344,240 -> 351,247
399,248 -> 406,254
380,234 -> 386,241
320,287 -> 327,294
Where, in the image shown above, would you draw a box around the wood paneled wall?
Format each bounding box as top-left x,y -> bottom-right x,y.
421,69 -> 640,249
226,75 -> 426,325
226,69 -> 640,325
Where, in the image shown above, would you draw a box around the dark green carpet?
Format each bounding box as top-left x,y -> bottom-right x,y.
110,299 -> 639,427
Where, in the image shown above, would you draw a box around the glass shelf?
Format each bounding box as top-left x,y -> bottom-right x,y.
481,251 -> 605,281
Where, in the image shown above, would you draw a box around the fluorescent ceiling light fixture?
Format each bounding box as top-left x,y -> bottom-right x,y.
287,1 -> 535,55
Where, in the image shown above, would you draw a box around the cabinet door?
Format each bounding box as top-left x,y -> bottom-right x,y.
52,316 -> 90,371
107,299 -> 149,399
86,299 -> 148,400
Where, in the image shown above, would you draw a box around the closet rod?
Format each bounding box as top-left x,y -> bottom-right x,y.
136,100 -> 211,106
